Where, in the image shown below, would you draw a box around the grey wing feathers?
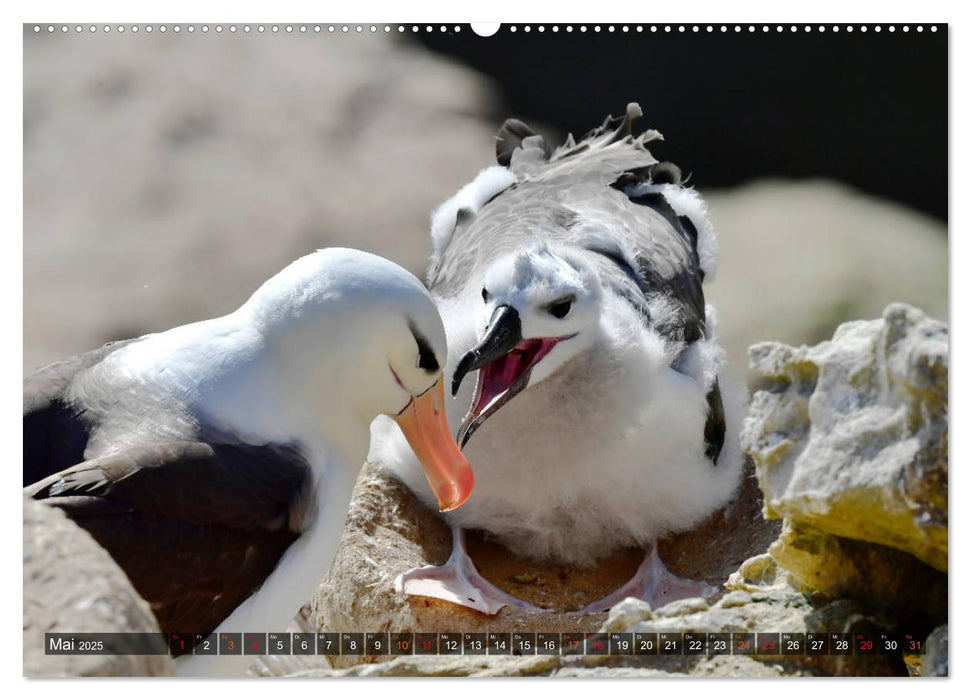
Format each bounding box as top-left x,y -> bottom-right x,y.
27,440 -> 312,532
26,438 -> 314,637
24,339 -> 135,413
23,339 -> 136,485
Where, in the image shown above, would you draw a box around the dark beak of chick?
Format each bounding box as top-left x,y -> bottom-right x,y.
451,305 -> 522,397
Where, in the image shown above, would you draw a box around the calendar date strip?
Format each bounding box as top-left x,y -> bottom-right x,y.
47,631 -> 926,656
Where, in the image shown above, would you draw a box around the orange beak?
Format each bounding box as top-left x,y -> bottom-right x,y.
394,379 -> 474,512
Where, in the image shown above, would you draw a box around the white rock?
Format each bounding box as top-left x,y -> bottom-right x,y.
742,303 -> 947,571
23,498 -> 174,677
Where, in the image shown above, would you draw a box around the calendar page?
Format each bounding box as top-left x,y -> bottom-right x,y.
22,16 -> 949,682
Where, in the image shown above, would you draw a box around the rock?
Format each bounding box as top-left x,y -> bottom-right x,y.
23,498 -> 174,677
922,625 -> 947,677
24,31 -> 503,371
706,181 -> 947,380
601,598 -> 653,633
292,652 -> 790,678
599,583 -> 904,676
718,590 -> 754,608
768,521 -> 946,626
296,655 -> 563,677
310,464 -> 609,670
737,304 -> 947,666
247,605 -> 332,677
742,303 -> 947,571
312,457 -> 778,670
605,586 -> 808,635
653,597 -> 710,618
725,553 -> 791,593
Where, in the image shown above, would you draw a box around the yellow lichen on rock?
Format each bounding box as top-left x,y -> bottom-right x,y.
742,303 -> 948,572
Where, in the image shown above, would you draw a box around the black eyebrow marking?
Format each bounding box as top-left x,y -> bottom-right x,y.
408,321 -> 440,373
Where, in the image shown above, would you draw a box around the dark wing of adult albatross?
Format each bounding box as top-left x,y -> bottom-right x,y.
26,443 -> 311,639
24,342 -> 312,640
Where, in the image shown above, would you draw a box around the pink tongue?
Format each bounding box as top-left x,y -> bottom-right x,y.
469,338 -> 558,419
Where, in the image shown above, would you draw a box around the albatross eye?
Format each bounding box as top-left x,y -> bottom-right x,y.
482,287 -> 491,303
417,349 -> 439,372
547,297 -> 574,319
409,321 -> 440,373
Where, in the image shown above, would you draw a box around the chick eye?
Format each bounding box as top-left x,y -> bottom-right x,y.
547,297 -> 574,319
482,287 -> 491,303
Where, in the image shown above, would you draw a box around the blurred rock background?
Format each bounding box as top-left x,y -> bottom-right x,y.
23,25 -> 946,379
24,28 -> 500,370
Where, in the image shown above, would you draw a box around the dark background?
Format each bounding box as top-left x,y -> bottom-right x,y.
416,24 -> 948,221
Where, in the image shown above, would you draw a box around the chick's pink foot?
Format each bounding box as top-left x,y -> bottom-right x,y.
573,542 -> 718,614
394,526 -> 548,615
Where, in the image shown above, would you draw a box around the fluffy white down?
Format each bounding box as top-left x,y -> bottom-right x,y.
373,289 -> 746,567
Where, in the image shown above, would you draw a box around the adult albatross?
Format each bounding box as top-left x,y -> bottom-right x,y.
375,104 -> 745,614
24,248 -> 473,675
